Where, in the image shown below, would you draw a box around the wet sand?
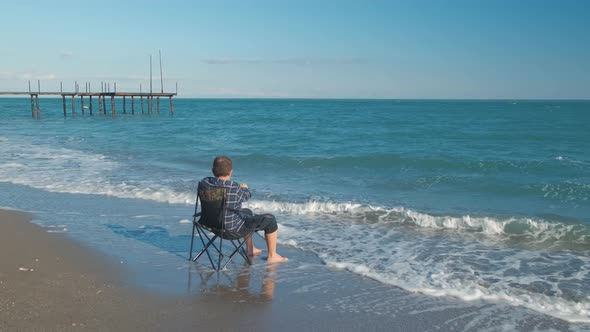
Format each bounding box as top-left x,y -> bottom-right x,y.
1,208 -> 404,331
0,209 -> 580,332
0,209 -> 239,331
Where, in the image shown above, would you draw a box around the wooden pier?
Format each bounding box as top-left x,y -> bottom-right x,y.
1,53 -> 177,118
0,87 -> 177,118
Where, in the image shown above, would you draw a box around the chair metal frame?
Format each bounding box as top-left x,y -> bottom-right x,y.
188,187 -> 253,271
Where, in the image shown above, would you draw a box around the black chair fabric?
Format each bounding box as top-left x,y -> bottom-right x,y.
188,186 -> 253,270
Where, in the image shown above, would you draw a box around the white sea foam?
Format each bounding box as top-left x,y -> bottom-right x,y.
0,206 -> 27,212
0,137 -> 583,245
247,200 -> 589,243
245,200 -> 365,215
0,137 -> 585,246
2,137 -> 589,322
323,259 -> 590,323
278,216 -> 590,323
0,137 -> 194,205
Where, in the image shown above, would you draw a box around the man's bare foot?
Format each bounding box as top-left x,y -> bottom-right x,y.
267,253 -> 288,263
248,247 -> 263,257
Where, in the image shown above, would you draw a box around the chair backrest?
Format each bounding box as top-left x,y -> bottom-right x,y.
198,187 -> 227,230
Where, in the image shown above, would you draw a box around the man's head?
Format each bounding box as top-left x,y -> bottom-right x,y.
212,156 -> 233,178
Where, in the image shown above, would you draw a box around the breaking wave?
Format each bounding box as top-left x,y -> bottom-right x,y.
246,200 -> 590,246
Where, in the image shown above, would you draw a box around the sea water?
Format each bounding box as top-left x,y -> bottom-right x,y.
0,98 -> 589,324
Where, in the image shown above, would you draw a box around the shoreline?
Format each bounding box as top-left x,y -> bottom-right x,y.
0,208 -> 583,331
0,209 -> 220,331
0,208 -> 399,331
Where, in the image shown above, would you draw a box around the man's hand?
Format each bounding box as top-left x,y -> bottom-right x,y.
240,183 -> 248,189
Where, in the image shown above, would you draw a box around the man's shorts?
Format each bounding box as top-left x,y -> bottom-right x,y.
241,208 -> 278,234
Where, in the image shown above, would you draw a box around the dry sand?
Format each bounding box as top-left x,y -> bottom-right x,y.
0,209 -> 248,331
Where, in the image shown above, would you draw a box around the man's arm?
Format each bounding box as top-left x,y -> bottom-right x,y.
236,183 -> 252,203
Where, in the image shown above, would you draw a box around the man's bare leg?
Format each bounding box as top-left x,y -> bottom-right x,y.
245,236 -> 262,257
265,231 -> 288,263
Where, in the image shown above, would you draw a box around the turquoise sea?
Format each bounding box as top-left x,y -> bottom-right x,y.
0,98 -> 589,326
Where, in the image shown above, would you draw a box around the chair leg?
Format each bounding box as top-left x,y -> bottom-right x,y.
191,226 -> 255,271
192,233 -> 216,262
195,226 -> 217,270
189,223 -> 196,260
222,236 -> 252,270
218,238 -> 224,271
231,235 -> 252,265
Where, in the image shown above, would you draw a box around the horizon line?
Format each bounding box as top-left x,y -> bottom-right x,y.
0,96 -> 588,102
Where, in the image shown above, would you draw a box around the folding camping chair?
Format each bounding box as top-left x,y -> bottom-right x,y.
188,186 -> 253,270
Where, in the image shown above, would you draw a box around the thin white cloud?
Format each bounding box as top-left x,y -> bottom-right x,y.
84,74 -> 150,82
59,51 -> 74,58
0,72 -> 58,80
202,87 -> 291,98
202,57 -> 367,66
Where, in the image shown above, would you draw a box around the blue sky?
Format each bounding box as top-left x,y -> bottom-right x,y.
1,0 -> 588,99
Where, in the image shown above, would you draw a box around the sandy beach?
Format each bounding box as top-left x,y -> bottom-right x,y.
0,208 -> 403,331
0,208 -> 582,332
0,209 -> 192,331
0,209 -> 288,331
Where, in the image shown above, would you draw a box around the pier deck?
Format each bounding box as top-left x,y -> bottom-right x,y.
0,86 -> 177,118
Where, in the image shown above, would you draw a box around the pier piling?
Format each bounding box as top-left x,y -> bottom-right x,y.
35,95 -> 40,119
71,95 -> 75,117
2,83 -> 177,117
30,95 -> 35,118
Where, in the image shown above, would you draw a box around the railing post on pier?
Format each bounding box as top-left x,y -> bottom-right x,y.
62,95 -> 66,117
71,95 -> 76,117
169,96 -> 174,114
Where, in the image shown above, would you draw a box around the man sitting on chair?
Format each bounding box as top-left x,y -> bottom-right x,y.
198,156 -> 288,263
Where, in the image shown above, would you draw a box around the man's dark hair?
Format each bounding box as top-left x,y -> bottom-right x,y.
212,156 -> 233,177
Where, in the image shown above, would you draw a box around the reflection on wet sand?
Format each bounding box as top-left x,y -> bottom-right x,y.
188,261 -> 277,303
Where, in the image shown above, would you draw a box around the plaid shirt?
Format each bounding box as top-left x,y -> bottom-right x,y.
198,176 -> 252,232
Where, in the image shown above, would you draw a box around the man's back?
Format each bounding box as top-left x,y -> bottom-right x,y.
198,176 -> 251,232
